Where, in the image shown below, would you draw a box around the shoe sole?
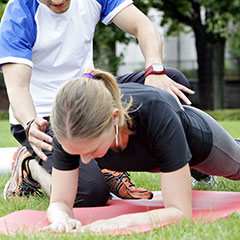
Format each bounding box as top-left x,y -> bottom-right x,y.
4,147 -> 26,199
3,180 -> 11,200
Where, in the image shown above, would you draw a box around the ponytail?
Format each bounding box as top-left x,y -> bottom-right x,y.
51,68 -> 133,141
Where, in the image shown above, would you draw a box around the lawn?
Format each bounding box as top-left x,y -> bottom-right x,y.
0,119 -> 240,239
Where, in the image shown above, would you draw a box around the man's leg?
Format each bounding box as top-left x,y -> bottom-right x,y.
29,159 -> 51,196
5,122 -> 110,206
6,121 -> 150,203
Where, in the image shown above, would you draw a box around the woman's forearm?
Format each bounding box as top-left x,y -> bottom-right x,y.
117,206 -> 189,226
81,206 -> 191,232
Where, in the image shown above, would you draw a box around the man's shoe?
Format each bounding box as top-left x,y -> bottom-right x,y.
235,138 -> 240,145
192,175 -> 218,188
101,169 -> 153,199
3,146 -> 44,199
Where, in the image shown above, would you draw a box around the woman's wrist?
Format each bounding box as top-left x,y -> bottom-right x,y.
47,202 -> 73,223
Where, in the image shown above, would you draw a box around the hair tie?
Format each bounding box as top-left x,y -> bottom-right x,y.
83,73 -> 94,79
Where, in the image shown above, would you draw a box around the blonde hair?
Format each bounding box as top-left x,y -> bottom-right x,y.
51,69 -> 133,141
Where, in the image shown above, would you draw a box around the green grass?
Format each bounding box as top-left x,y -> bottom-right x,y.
0,119 -> 240,239
0,120 -> 19,147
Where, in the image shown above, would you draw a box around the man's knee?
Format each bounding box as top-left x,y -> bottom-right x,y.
74,180 -> 109,207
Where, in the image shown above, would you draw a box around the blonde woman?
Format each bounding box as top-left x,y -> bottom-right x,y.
45,69 -> 240,232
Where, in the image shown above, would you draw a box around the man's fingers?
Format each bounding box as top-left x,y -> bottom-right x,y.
145,74 -> 195,107
30,126 -> 53,144
172,87 -> 192,106
169,90 -> 184,110
174,82 -> 195,95
29,135 -> 53,151
32,145 -> 48,161
26,117 -> 53,161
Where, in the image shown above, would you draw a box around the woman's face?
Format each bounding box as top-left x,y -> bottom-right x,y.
60,124 -> 115,164
38,0 -> 71,13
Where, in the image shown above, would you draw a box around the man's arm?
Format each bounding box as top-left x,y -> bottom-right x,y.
3,63 -> 36,126
112,4 -> 194,107
2,63 -> 52,161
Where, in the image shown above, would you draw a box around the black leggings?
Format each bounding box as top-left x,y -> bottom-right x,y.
11,68 -> 191,207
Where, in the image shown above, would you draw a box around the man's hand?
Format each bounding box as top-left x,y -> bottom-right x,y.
145,74 -> 195,109
28,117 -> 53,161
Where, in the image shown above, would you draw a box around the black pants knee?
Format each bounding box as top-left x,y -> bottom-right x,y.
74,159 -> 109,207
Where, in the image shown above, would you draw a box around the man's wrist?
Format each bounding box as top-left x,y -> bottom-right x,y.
24,119 -> 35,137
145,63 -> 166,78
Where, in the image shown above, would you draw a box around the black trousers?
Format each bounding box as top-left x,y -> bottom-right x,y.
11,68 -> 193,207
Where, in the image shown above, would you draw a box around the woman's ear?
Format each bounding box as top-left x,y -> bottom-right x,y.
112,108 -> 120,125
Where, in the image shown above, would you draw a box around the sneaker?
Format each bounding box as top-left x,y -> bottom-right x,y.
101,169 -> 153,199
3,146 -> 44,199
235,138 -> 240,145
192,175 -> 218,188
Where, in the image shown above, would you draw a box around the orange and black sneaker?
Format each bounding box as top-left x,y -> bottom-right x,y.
3,146 -> 44,199
101,169 -> 153,200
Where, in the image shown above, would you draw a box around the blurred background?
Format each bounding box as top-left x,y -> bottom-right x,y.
0,0 -> 239,111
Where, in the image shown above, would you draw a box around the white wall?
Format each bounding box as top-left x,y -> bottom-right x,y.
117,8 -> 198,75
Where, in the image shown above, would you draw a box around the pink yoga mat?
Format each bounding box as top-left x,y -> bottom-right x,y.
1,190 -> 240,235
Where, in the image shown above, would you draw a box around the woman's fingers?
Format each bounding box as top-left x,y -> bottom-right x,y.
42,219 -> 82,233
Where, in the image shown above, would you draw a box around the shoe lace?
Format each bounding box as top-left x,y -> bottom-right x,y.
117,172 -> 135,188
18,178 -> 44,198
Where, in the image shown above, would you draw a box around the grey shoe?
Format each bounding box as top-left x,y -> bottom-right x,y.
192,175 -> 218,188
235,138 -> 240,145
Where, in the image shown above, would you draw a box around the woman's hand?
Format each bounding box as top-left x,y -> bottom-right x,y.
43,201 -> 81,232
28,117 -> 53,161
80,164 -> 192,234
42,216 -> 82,232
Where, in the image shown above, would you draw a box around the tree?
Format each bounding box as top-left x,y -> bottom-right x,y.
0,0 -> 7,18
93,22 -> 133,75
148,0 -> 240,110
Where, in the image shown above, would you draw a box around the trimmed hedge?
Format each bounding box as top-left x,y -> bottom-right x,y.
205,109 -> 240,121
0,110 -> 8,120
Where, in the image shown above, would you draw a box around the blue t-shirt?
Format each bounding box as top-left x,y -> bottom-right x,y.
0,0 -> 133,124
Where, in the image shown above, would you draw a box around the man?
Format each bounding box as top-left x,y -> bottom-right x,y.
0,0 -> 194,206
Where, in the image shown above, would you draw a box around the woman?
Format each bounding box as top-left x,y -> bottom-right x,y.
45,69 -> 240,232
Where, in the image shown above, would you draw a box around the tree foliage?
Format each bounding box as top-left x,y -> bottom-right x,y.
0,0 -> 7,18
93,0 -> 150,75
148,0 -> 240,109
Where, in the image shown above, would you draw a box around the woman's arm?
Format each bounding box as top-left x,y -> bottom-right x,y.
79,164 -> 192,232
43,167 -> 82,232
